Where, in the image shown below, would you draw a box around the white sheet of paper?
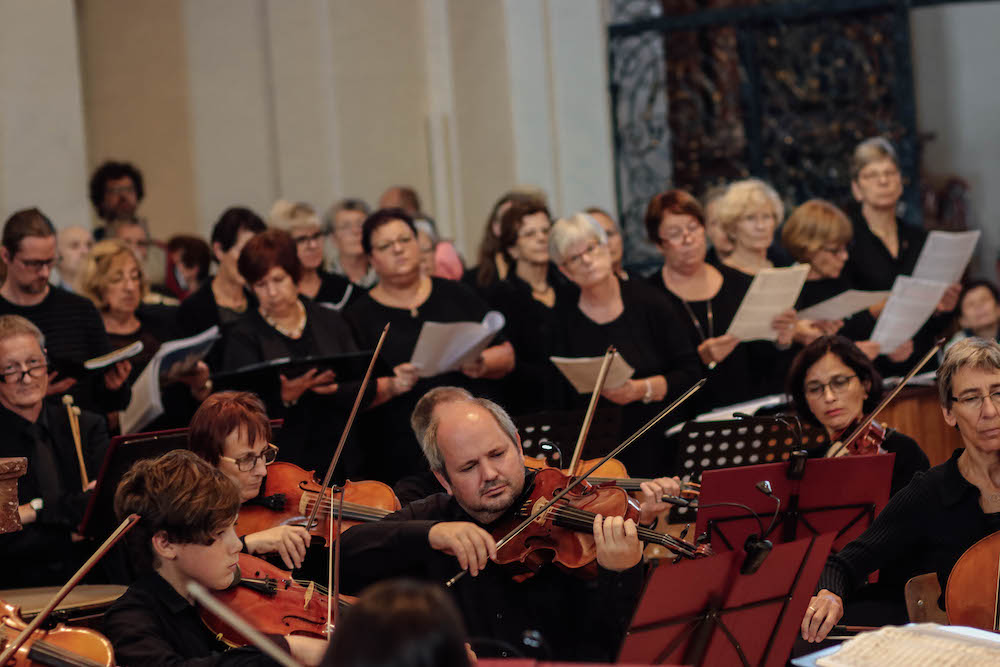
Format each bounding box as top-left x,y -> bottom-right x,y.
869,277 -> 949,353
726,264 -> 809,341
912,230 -> 980,285
550,353 -> 635,393
410,311 -> 505,378
797,289 -> 889,321
121,326 -> 220,434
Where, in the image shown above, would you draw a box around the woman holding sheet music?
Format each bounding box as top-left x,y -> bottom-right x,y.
644,190 -> 796,414
548,212 -> 701,477
223,229 -> 373,479
344,208 -> 514,485
82,239 -> 211,430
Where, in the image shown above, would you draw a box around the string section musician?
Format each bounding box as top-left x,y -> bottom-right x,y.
338,387 -> 677,662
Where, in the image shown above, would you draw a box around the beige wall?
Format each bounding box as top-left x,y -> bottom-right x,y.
77,0 -> 200,238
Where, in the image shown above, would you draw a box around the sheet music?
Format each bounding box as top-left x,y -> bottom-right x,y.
869,277 -> 949,353
121,326 -> 220,434
797,289 -> 889,322
550,353 -> 635,393
410,311 -> 505,378
912,230 -> 980,285
726,264 -> 810,341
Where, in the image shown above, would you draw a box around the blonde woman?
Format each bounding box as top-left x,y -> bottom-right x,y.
715,178 -> 784,276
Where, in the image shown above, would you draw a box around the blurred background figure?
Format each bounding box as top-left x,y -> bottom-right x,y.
325,198 -> 376,287
54,225 -> 94,294
159,234 -> 211,301
586,207 -> 629,280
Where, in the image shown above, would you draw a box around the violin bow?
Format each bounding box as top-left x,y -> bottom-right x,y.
187,582 -> 299,667
446,377 -> 707,587
0,513 -> 140,664
567,346 -> 615,479
827,339 -> 943,459
304,323 -> 389,534
62,394 -> 89,490
327,485 -> 346,634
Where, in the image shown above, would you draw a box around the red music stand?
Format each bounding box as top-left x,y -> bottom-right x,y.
618,533 -> 835,667
694,454 -> 893,554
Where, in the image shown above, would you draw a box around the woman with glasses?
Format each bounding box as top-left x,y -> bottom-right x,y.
548,213 -> 701,477
802,337 -> 1000,644
786,335 -> 927,496
224,229 -> 373,479
344,208 -> 514,486
645,189 -> 796,412
269,199 -> 355,310
82,239 -> 212,430
188,391 -> 311,571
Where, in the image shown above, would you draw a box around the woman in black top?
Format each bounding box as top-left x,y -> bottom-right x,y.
268,199 -> 356,309
802,338 -> 1000,643
485,199 -> 576,416
644,190 -> 796,413
224,229 -> 372,478
548,212 -> 701,477
345,209 -> 514,485
177,207 -> 266,369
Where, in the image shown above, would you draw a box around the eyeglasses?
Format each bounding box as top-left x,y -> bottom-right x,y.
563,241 -> 603,269
804,374 -> 857,399
219,443 -> 279,472
949,391 -> 1000,412
372,235 -> 416,253
16,256 -> 56,272
858,167 -> 900,183
659,221 -> 702,244
293,231 -> 325,246
0,362 -> 48,384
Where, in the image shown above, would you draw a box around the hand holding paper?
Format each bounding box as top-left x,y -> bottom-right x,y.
409,311 -> 506,378
726,264 -> 809,341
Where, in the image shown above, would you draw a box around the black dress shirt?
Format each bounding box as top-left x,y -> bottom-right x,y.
817,448 -> 1000,610
339,469 -> 646,662
103,572 -> 287,666
0,400 -> 108,588
842,210 -> 927,292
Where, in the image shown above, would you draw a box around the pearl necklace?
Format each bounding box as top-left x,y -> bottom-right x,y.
264,300 -> 307,339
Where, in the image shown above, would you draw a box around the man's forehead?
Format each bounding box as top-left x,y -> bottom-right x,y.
0,334 -> 44,361
436,403 -> 511,455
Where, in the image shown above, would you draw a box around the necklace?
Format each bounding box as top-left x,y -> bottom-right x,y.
678,297 -> 716,370
264,300 -> 307,339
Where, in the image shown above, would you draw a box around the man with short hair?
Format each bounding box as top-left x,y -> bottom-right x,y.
55,225 -> 94,293
339,387 -> 678,661
0,208 -> 130,413
112,219 -> 151,263
0,314 -> 110,588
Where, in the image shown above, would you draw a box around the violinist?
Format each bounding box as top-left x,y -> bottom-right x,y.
338,388 -> 677,662
802,338 -> 1000,643
0,314 -> 108,588
188,391 -> 312,571
104,449 -> 328,666
786,335 -> 929,497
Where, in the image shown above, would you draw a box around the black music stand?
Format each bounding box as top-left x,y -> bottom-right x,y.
618,533 -> 835,667
667,417 -> 829,523
514,409 -> 621,465
694,454 -> 893,555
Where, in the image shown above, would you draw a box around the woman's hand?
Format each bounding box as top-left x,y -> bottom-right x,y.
935,283 -> 961,314
887,339 -> 914,363
171,361 -> 212,400
244,525 -> 312,570
697,334 -> 740,367
390,362 -> 419,396
279,368 -> 337,405
800,589 -> 844,643
602,379 -> 642,405
103,360 -> 132,391
855,340 -> 881,360
637,476 -> 682,525
771,308 -> 797,347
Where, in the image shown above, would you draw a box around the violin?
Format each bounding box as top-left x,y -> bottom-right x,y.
827,420 -> 888,458
523,455 -> 700,497
202,553 -> 357,647
945,530 -> 1000,631
0,600 -> 114,667
235,462 -> 400,544
492,468 -> 711,580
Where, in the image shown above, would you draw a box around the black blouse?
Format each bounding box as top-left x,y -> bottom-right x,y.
344,278 -> 508,485
646,264 -> 791,414
224,299 -> 370,478
842,209 -> 927,292
551,278 -> 702,477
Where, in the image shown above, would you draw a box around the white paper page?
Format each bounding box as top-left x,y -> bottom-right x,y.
911,230 -> 981,285
797,289 -> 889,321
84,340 -> 144,370
410,311 -> 505,378
549,353 -> 635,393
869,276 -> 949,353
726,264 -> 810,341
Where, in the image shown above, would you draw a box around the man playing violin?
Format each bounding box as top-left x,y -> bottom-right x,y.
188,391 -> 312,571
338,387 -> 681,662
802,338 -> 1000,643
0,314 -> 108,588
104,449 -> 328,666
